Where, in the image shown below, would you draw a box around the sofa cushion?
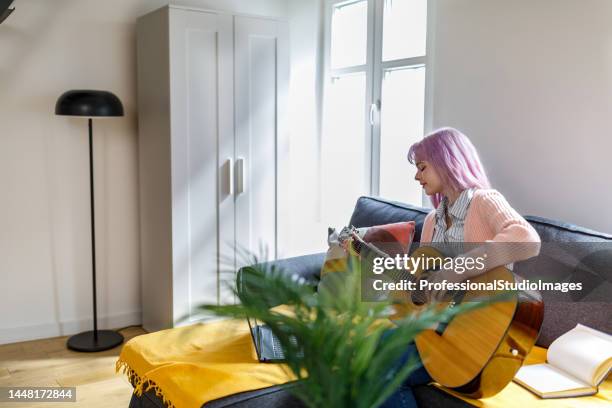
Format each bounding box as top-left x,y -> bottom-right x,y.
320,221 -> 416,279
524,215 -> 612,242
348,196 -> 430,243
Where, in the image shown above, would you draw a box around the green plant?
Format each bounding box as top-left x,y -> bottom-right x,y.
196,250 -> 483,408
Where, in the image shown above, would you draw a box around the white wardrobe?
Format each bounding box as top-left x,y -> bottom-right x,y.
136,5 -> 289,332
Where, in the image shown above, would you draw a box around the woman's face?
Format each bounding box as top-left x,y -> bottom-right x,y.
414,160 -> 444,196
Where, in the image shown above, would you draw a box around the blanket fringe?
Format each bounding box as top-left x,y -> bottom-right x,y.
116,359 -> 177,408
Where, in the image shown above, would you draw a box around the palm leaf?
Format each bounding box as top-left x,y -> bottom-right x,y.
193,249 -> 494,408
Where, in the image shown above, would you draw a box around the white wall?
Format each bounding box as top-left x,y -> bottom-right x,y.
286,0 -> 327,256
431,0 -> 612,234
0,0 -> 287,344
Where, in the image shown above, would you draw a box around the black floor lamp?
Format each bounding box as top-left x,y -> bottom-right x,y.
55,90 -> 125,352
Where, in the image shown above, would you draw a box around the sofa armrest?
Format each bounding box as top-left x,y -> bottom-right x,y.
237,252 -> 326,292
265,252 -> 326,285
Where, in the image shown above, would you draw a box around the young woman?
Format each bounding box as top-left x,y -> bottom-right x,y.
380,127 -> 541,408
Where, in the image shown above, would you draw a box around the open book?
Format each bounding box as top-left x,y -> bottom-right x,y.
513,324 -> 612,398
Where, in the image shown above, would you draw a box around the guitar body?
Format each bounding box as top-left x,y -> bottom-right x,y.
393,247 -> 544,398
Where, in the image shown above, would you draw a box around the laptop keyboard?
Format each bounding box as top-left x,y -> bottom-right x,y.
271,333 -> 284,358
265,326 -> 302,360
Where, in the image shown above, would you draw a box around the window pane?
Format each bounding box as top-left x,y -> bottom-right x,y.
322,73 -> 368,227
331,0 -> 368,69
383,0 -> 427,61
379,66 -> 425,205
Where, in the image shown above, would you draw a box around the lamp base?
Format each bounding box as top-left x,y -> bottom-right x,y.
66,330 -> 124,352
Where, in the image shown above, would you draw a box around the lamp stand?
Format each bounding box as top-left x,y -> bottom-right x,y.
67,118 -> 124,352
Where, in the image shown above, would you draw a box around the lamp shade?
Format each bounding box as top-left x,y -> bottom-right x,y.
55,90 -> 124,117
0,0 -> 15,25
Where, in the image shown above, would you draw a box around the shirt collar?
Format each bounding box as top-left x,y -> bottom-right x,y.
436,188 -> 475,222
435,196 -> 447,224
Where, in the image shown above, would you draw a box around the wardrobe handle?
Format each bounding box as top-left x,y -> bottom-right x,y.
226,157 -> 233,195
236,157 -> 246,195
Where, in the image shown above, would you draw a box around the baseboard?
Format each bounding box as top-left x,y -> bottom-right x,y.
0,311 -> 142,345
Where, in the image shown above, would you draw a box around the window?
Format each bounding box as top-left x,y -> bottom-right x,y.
321,0 -> 430,226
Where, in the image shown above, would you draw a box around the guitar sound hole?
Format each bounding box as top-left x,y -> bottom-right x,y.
411,288 -> 428,306
410,275 -> 430,306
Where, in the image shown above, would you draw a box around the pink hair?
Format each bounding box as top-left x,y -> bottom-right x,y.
407,127 -> 491,208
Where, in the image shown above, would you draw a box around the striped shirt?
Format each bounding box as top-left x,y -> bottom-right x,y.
432,188 -> 476,244
431,188 -> 514,270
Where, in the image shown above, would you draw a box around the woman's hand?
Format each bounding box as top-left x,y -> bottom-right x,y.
427,263 -> 467,303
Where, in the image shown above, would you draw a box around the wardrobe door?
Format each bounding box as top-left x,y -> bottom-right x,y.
234,16 -> 289,265
169,9 -> 234,323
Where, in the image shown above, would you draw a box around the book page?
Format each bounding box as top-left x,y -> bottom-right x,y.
547,324 -> 612,385
514,364 -> 591,395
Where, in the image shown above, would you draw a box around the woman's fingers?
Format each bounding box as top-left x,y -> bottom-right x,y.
427,277 -> 445,303
427,268 -> 464,303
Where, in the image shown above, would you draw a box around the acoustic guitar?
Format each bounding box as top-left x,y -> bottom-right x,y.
380,246 -> 544,398
342,230 -> 545,399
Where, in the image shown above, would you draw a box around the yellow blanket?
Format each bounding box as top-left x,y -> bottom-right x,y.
116,318 -> 295,408
117,319 -> 611,408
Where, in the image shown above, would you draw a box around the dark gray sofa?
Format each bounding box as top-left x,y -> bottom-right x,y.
129,196 -> 612,408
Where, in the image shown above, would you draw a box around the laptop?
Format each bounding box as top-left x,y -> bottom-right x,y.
238,257 -> 309,363
239,267 -> 298,363
247,315 -> 288,362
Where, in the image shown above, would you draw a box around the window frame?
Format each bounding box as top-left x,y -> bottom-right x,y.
321,0 -> 436,208
322,0 -> 375,205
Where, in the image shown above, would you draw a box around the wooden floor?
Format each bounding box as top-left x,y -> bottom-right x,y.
0,326 -> 147,407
